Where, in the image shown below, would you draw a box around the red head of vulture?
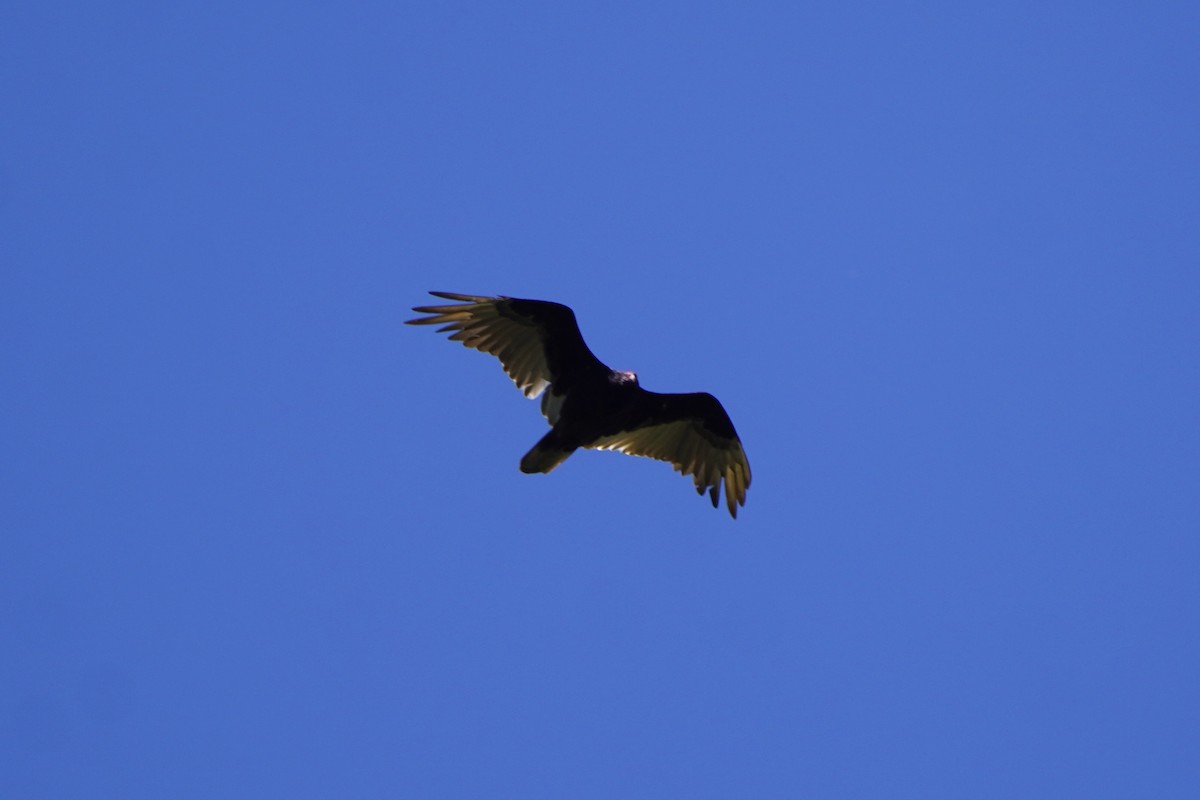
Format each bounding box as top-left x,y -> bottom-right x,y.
407,292 -> 751,518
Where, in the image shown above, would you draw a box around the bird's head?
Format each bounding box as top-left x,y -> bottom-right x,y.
614,370 -> 639,387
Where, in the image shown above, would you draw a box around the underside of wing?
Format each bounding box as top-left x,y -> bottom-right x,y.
589,392 -> 751,518
406,291 -> 599,400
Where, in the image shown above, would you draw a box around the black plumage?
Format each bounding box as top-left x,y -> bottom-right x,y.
407,292 -> 751,518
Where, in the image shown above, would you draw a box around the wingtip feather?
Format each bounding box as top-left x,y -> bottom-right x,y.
428,291 -> 494,302
725,466 -> 738,518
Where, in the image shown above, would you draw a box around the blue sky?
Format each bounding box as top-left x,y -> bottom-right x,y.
3,1 -> 1198,797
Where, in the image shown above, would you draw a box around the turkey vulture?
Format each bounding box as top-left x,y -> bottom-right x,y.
407,292 -> 751,518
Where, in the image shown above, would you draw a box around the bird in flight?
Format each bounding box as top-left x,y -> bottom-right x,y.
407,292 -> 751,518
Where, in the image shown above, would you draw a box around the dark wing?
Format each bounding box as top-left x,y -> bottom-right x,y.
406,292 -> 604,399
589,391 -> 751,518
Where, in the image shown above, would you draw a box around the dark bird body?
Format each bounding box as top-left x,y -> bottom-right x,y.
407,292 -> 751,517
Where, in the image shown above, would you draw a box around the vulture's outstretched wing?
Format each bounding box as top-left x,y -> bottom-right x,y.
590,391 -> 751,518
406,292 -> 603,399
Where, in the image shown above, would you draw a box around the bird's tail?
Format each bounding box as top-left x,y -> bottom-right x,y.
520,429 -> 575,474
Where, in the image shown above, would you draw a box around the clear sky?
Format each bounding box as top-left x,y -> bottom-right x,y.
3,2 -> 1198,797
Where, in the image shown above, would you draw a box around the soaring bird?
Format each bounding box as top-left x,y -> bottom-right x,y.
407,292 -> 751,518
